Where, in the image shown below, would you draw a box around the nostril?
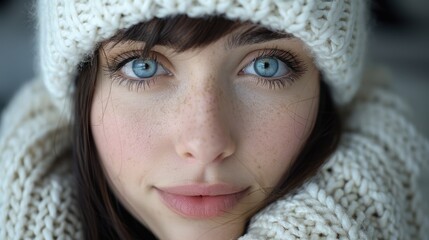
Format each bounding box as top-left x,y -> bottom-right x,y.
175,128 -> 236,163
215,152 -> 226,162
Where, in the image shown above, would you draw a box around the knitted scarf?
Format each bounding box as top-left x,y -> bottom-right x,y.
1,75 -> 428,239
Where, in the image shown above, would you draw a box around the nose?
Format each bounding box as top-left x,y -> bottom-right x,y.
174,81 -> 236,164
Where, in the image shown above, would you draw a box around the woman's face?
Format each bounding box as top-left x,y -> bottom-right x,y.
91,25 -> 320,240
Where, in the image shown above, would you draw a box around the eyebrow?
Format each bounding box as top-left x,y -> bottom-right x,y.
225,26 -> 294,50
106,24 -> 294,54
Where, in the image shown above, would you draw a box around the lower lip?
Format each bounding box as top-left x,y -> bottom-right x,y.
157,189 -> 247,218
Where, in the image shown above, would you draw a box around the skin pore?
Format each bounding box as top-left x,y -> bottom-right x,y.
90,25 -> 320,239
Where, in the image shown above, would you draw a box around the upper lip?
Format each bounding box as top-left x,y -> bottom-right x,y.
156,183 -> 247,196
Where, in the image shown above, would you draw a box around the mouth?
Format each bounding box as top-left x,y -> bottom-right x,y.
156,184 -> 249,219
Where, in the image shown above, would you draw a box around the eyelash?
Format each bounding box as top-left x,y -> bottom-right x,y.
104,48 -> 307,91
104,50 -> 163,91
243,48 -> 307,90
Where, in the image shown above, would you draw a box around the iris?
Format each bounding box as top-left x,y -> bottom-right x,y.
254,57 -> 279,78
132,59 -> 158,78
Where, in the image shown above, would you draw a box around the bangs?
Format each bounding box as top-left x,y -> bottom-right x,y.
109,15 -> 243,56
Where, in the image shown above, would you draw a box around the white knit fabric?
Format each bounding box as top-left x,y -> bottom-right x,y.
37,0 -> 367,107
2,0 -> 428,239
1,75 -> 428,239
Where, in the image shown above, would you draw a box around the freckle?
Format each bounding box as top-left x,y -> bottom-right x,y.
272,159 -> 277,164
205,75 -> 213,92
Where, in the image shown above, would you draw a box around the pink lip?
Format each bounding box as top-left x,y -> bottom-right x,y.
156,184 -> 248,218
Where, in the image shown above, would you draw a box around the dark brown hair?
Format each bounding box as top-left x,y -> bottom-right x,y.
73,15 -> 341,240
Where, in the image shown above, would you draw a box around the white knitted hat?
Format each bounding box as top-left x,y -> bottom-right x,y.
37,0 -> 367,106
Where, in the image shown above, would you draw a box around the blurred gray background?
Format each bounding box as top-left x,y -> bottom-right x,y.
0,0 -> 35,111
1,0 -> 428,203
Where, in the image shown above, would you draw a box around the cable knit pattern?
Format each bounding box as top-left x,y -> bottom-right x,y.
0,80 -> 81,239
36,0 -> 367,108
2,1 -> 427,239
1,76 -> 427,239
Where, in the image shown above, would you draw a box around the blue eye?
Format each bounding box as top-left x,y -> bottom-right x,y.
243,56 -> 290,78
255,57 -> 278,77
132,59 -> 157,78
121,58 -> 168,79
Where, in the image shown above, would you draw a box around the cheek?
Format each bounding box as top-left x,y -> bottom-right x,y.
90,89 -> 156,183
244,86 -> 319,189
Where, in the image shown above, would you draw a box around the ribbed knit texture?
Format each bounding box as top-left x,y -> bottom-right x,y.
2,0 -> 427,239
36,0 -> 367,108
1,76 -> 428,239
0,79 -> 80,239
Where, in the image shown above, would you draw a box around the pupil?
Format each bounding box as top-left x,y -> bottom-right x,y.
264,62 -> 270,69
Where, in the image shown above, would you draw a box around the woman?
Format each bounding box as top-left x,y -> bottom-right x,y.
1,0 -> 428,239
